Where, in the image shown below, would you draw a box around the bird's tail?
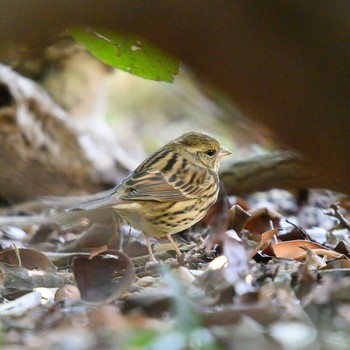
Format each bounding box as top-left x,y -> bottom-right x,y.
69,195 -> 121,211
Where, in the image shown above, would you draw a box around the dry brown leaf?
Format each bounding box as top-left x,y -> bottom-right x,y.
295,263 -> 318,300
229,205 -> 251,234
334,241 -> 350,256
0,263 -> 63,295
263,239 -> 324,259
320,259 -> 350,270
294,248 -> 342,262
0,248 -> 56,271
123,241 -> 149,258
252,228 -> 280,257
278,223 -> 311,241
200,300 -> 279,327
324,203 -> 350,231
73,249 -> 135,303
202,182 -> 232,245
263,240 -> 341,261
245,207 -> 281,235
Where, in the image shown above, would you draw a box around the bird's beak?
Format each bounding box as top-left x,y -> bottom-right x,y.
218,146 -> 232,158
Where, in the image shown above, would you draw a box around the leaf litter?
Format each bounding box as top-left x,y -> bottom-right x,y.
0,189 -> 350,349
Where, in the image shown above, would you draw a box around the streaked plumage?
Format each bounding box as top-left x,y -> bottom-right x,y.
75,131 -> 231,263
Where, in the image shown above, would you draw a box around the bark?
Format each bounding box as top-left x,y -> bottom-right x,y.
220,151 -> 318,196
0,64 -> 117,202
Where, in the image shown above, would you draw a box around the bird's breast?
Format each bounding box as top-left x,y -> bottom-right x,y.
111,185 -> 219,237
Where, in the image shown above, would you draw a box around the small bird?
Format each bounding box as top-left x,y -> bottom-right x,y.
74,131 -> 231,263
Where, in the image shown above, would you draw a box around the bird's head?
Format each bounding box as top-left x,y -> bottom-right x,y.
173,131 -> 231,171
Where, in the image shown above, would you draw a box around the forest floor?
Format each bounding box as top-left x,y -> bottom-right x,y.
1,188 -> 350,350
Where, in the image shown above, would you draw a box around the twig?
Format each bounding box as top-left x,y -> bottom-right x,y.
325,204 -> 350,231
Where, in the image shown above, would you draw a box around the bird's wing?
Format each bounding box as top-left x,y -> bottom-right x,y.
72,162 -> 216,210
68,170 -> 191,210
115,165 -> 214,202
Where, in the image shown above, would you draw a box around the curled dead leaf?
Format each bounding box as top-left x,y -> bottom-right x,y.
262,240 -> 339,261
252,228 -> 280,257
229,205 -> 251,234
295,248 -> 342,262
0,248 -> 56,271
245,207 -> 281,235
334,241 -> 350,256
73,249 -> 135,303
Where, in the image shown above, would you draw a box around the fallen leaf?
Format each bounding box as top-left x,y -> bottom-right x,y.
73,249 -> 135,303
200,301 -> 279,327
263,240 -> 330,260
278,222 -> 311,241
320,259 -> 350,270
124,240 -> 149,258
294,248 -> 342,262
245,207 -> 281,235
0,248 -> 56,271
202,183 -> 231,245
324,203 -> 350,231
295,263 -> 317,300
334,241 -> 350,256
229,205 -> 251,234
252,228 -> 280,257
0,263 -> 63,295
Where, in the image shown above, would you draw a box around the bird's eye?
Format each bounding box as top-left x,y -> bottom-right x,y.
206,149 -> 216,157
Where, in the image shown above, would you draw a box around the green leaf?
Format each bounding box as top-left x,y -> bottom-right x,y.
69,28 -> 179,83
123,330 -> 157,349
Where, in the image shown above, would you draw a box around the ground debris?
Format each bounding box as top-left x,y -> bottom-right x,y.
1,189 -> 350,349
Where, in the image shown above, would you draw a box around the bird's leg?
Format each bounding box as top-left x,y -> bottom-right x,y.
145,236 -> 158,264
166,233 -> 182,256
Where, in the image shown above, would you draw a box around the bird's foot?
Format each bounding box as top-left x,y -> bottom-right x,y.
177,252 -> 186,265
145,258 -> 159,270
